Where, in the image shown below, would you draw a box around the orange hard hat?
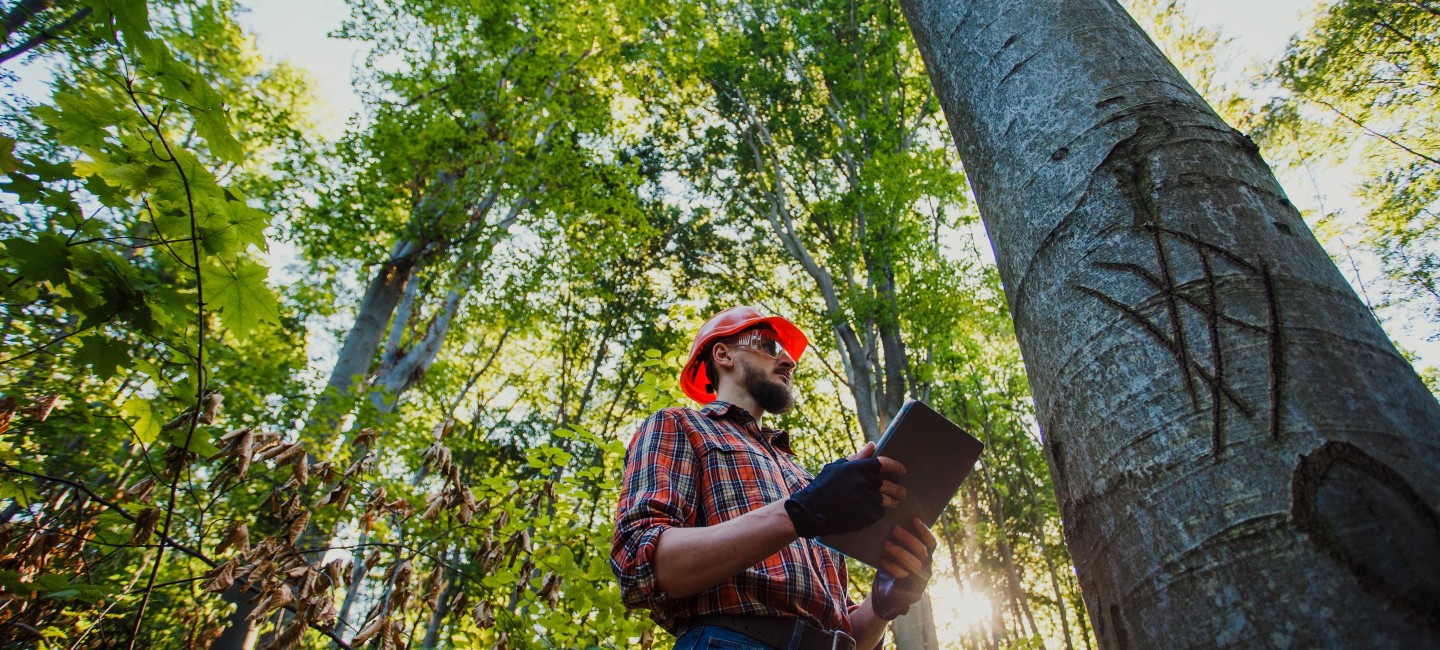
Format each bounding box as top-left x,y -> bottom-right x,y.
680,306 -> 809,404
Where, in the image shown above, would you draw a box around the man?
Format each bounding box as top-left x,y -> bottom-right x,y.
612,306 -> 936,649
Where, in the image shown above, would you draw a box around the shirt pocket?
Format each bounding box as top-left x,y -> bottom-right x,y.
696,436 -> 790,521
779,458 -> 814,495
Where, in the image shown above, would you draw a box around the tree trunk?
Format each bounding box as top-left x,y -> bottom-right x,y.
900,0 -> 1440,646
307,240 -> 424,436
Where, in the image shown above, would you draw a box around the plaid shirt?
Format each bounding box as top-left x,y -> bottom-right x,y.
611,401 -> 855,634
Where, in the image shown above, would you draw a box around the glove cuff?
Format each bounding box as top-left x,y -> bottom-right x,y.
784,497 -> 823,538
873,599 -> 909,621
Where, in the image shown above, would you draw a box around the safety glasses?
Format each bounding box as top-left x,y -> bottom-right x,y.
731,328 -> 792,359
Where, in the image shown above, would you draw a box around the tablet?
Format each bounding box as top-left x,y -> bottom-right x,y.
817,400 -> 984,568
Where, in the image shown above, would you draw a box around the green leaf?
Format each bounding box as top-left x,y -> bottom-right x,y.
0,570 -> 36,597
192,107 -> 245,165
199,198 -> 271,256
0,136 -> 18,175
5,233 -> 70,286
204,257 -> 278,338
74,336 -> 131,380
159,424 -> 219,457
121,398 -> 161,444
85,0 -> 154,57
0,479 -> 38,507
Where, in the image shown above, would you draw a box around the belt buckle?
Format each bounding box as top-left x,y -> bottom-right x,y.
830,630 -> 854,650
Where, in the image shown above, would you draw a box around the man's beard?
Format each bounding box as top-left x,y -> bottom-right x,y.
741,358 -> 794,415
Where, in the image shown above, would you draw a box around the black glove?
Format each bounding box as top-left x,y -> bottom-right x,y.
872,568 -> 928,620
784,457 -> 884,538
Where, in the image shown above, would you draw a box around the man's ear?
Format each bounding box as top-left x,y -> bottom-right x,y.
711,342 -> 737,372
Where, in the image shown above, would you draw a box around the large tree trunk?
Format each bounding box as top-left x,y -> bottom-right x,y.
900,0 -> 1440,646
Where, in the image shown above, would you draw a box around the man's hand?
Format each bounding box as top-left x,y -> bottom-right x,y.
871,517 -> 937,620
785,442 -> 907,538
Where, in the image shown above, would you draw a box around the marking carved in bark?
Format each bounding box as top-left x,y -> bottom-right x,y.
1078,224 -> 1284,457
1291,441 -> 1440,631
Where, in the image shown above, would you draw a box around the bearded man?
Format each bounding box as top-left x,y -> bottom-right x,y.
612,307 -> 936,649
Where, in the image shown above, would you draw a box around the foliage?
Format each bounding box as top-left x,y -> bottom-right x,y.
1254,0 -> 1440,338
0,0 -> 316,647
1121,0 -> 1249,124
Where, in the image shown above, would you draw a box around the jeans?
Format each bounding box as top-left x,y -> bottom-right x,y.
673,624 -> 777,650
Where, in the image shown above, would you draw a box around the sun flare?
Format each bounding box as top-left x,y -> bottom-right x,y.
929,580 -> 995,641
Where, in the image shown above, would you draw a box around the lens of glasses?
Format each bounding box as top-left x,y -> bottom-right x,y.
746,331 -> 784,357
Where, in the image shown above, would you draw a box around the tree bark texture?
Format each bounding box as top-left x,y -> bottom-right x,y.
900,0 -> 1440,646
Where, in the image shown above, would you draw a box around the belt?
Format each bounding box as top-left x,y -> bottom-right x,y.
686,615 -> 856,650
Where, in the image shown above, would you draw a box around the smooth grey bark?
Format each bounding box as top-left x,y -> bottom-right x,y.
305,239 -> 426,437
900,0 -> 1440,646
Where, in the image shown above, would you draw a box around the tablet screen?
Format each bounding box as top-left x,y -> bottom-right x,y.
817,400 -> 984,568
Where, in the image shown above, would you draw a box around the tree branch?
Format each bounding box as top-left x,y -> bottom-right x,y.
0,6 -> 90,66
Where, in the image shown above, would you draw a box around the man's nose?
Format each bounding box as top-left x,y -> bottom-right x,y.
777,351 -> 797,369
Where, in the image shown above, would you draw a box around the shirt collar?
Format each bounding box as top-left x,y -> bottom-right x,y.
700,400 -> 796,455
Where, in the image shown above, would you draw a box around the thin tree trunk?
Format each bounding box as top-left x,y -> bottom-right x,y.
1043,549 -> 1076,650
332,530 -> 371,639
420,576 -> 461,648
901,0 -> 1440,645
305,239 -> 424,440
974,422 -> 1038,639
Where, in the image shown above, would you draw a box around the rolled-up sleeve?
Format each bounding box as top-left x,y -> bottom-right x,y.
611,409 -> 699,609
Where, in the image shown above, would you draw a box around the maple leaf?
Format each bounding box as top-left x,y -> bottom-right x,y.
203,257 -> 279,338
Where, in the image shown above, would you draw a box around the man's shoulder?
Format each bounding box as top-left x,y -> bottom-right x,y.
629,406 -> 701,442
643,405 -> 702,423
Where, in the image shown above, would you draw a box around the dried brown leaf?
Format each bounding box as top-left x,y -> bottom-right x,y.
317,483 -> 352,510
343,452 -> 373,477
351,615 -> 387,646
124,476 -> 157,503
386,498 -> 415,520
387,620 -> 407,650
420,491 -> 446,521
201,557 -> 239,593
263,617 -> 307,650
472,600 -> 494,628
292,455 -> 308,487
208,465 -> 238,491
131,507 -> 161,545
536,572 -> 562,601
432,418 -> 455,440
269,583 -> 295,610
268,442 -> 306,465
219,426 -> 249,442
309,596 -> 337,628
309,461 -> 335,484
284,511 -> 310,545
317,559 -> 342,590
422,565 -> 444,607
245,583 -> 293,623
216,521 -> 250,556
352,427 -> 378,449
280,493 -> 303,521
0,396 -> 16,434
199,391 -> 223,425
